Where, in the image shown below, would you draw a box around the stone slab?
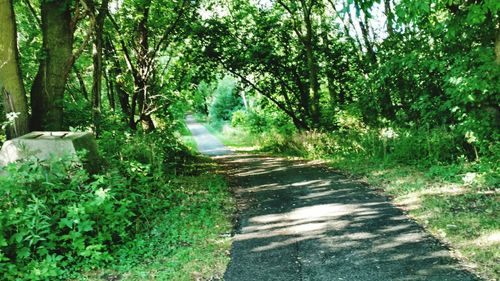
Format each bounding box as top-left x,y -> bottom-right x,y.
0,131 -> 100,173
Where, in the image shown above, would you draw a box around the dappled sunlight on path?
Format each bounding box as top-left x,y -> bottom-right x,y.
219,154 -> 480,281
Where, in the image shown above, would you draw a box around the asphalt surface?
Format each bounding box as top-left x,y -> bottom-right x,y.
186,115 -> 232,156
186,116 -> 480,281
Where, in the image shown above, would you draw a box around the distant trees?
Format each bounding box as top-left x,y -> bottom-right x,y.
208,76 -> 242,121
0,0 -> 498,149
196,0 -> 499,150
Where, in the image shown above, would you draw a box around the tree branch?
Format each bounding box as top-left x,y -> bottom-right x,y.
276,0 -> 305,41
107,12 -> 138,79
23,0 -> 41,27
148,0 -> 189,65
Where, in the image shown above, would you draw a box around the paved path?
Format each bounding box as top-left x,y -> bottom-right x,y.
186,117 -> 480,281
186,115 -> 232,156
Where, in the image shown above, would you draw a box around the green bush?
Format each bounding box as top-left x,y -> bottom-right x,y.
0,131 -> 200,280
208,76 -> 242,122
0,156 -> 130,280
231,110 -> 267,134
231,108 -> 295,135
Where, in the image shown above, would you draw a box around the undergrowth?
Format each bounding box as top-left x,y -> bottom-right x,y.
0,130 -> 234,280
203,121 -> 256,149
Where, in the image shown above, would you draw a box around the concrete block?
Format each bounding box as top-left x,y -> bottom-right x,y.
0,131 -> 100,173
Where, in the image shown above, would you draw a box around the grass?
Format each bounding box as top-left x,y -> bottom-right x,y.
311,156 -> 499,280
175,119 -> 198,152
82,161 -> 235,281
203,121 -> 257,150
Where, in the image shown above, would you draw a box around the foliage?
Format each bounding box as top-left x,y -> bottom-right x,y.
0,131 -> 234,280
95,172 -> 234,281
208,75 -> 242,122
1,0 -> 499,279
231,107 -> 295,135
0,155 -> 128,280
194,0 -> 499,154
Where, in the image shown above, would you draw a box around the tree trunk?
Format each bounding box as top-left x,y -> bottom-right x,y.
91,0 -> 109,136
355,3 -> 377,65
241,91 -> 248,110
129,91 -> 138,130
73,66 -> 89,100
318,14 -> 345,110
92,35 -> 103,133
277,0 -> 321,128
140,113 -> 155,132
302,1 -> 321,126
327,0 -> 363,59
103,67 -> 115,110
0,0 -> 30,138
104,37 -> 131,116
353,2 -> 394,119
30,0 -> 74,131
135,0 -> 155,132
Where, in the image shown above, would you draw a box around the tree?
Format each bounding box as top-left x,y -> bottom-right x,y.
0,0 -> 30,138
85,0 -> 110,135
276,0 -> 322,124
106,0 -> 196,131
197,0 -> 360,130
30,0 -> 78,131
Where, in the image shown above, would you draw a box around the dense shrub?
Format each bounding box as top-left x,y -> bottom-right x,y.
208,76 -> 242,122
0,156 -> 128,280
231,109 -> 295,135
0,131 -> 199,280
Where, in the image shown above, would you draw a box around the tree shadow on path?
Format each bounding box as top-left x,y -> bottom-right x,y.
218,154 -> 481,281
